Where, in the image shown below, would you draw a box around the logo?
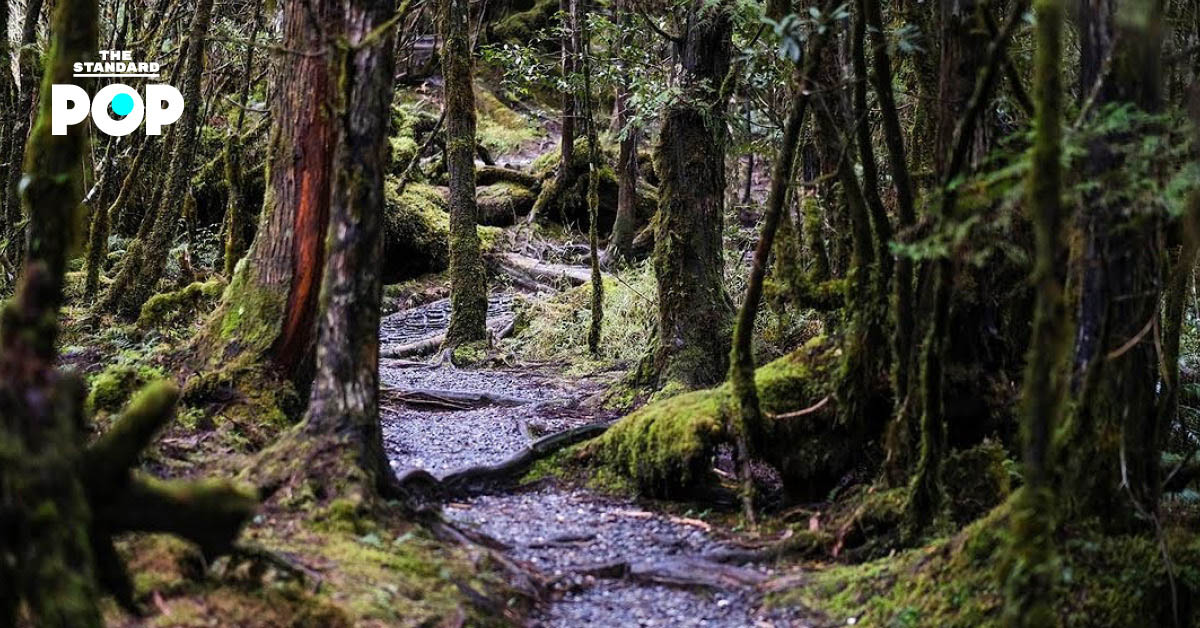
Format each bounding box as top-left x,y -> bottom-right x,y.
52,50 -> 183,136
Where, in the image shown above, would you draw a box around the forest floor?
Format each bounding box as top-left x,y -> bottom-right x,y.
379,294 -> 816,627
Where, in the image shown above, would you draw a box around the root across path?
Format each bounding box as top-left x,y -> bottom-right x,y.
379,292 -> 813,627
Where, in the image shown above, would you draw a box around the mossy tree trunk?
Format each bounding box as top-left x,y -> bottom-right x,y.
1060,0 -> 1166,533
2,3 -> 254,621
559,0 -> 578,169
441,0 -> 488,348
728,4 -> 832,521
580,3 -> 604,354
646,0 -> 734,390
1002,0 -> 1065,621
864,0 -> 920,482
223,3 -> 264,277
297,0 -> 398,494
96,0 -> 215,319
0,0 -> 13,259
906,3 -> 1025,533
206,0 -> 341,384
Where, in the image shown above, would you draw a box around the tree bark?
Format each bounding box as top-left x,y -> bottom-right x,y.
605,0 -> 640,264
1061,0 -> 1166,532
3,0 -> 46,262
647,0 -> 734,389
1003,0 -> 1065,622
442,0 -> 489,348
205,0 -> 341,384
299,0 -> 398,493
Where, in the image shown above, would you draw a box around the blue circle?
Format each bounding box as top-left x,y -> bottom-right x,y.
110,93 -> 134,117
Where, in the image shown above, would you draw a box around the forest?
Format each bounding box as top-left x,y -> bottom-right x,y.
1,0 -> 1199,625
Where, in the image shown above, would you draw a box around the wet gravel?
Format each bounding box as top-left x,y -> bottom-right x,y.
379,292 -> 810,627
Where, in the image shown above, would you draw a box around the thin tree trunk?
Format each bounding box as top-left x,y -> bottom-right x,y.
442,0 -> 488,348
728,4 -> 832,523
3,0 -> 47,261
1003,0 -> 1065,621
223,3 -> 264,277
560,0 -> 577,168
580,2 -> 603,354
605,0 -> 640,264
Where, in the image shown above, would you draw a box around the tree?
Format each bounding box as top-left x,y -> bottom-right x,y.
1,1 -> 253,621
96,0 -> 216,319
604,0 -> 640,264
2,0 -> 46,264
442,0 -> 488,349
1059,0 -> 1167,532
295,0 -> 399,495
1002,0 -> 1065,621
202,0 -> 343,384
645,0 -> 734,390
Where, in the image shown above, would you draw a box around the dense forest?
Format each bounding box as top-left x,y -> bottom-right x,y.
1,0 -> 1199,624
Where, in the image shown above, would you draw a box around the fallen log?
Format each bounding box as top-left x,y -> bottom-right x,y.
569,556 -> 767,589
477,165 -> 541,189
381,386 -> 534,409
489,252 -> 593,287
440,421 -> 611,493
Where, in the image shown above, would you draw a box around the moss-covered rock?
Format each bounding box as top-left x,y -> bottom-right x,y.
476,182 -> 537,226
943,439 -> 1012,526
87,363 -> 167,415
584,337 -> 880,500
383,182 -> 502,284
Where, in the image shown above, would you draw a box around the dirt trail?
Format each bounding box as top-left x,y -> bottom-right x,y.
379,293 -> 811,627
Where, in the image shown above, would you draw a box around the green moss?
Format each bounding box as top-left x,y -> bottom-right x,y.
383,182 -> 502,283
87,363 -> 167,415
138,278 -> 226,329
475,85 -> 537,155
476,181 -> 537,225
450,340 -> 489,366
583,337 -> 858,500
491,0 -> 558,43
943,440 -> 1012,526
770,499 -> 1200,628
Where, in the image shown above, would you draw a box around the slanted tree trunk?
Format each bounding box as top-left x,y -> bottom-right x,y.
645,0 -> 734,389
442,0 -> 488,348
96,0 -> 215,319
1003,0 -> 1065,621
729,3 -> 832,522
1060,0 -> 1166,533
203,0 -> 341,384
298,0 -> 398,493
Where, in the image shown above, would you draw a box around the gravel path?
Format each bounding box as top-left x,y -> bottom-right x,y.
380,295 -> 811,627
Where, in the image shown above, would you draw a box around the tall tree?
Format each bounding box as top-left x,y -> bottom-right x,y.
645,0 -> 734,389
203,0 -> 342,384
1060,0 -> 1167,532
1003,0 -> 1065,621
559,0 -> 578,169
604,0 -> 640,264
296,0 -> 399,494
441,0 -> 488,348
96,0 -> 216,319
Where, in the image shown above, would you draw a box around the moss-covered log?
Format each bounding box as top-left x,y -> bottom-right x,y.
477,182 -> 537,226
382,182 -> 502,283
586,338 -> 887,501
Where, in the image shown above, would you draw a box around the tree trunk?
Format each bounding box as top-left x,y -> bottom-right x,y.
1003,0 -> 1065,621
560,0 -> 577,168
604,0 -> 640,264
299,0 -> 397,493
442,0 -> 489,348
647,0 -> 734,390
223,4 -> 264,277
3,0 -> 46,262
97,0 -> 215,319
204,0 -> 341,383
1061,0 -> 1166,533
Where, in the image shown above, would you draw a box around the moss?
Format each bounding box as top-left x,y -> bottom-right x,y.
475,84 -> 537,156
476,181 -> 537,226
87,363 -> 167,415
382,182 -> 502,284
451,340 -> 489,366
582,337 -> 872,500
770,498 -> 1200,627
491,0 -> 558,43
529,137 -> 657,235
138,278 -> 226,329
943,440 -> 1012,526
